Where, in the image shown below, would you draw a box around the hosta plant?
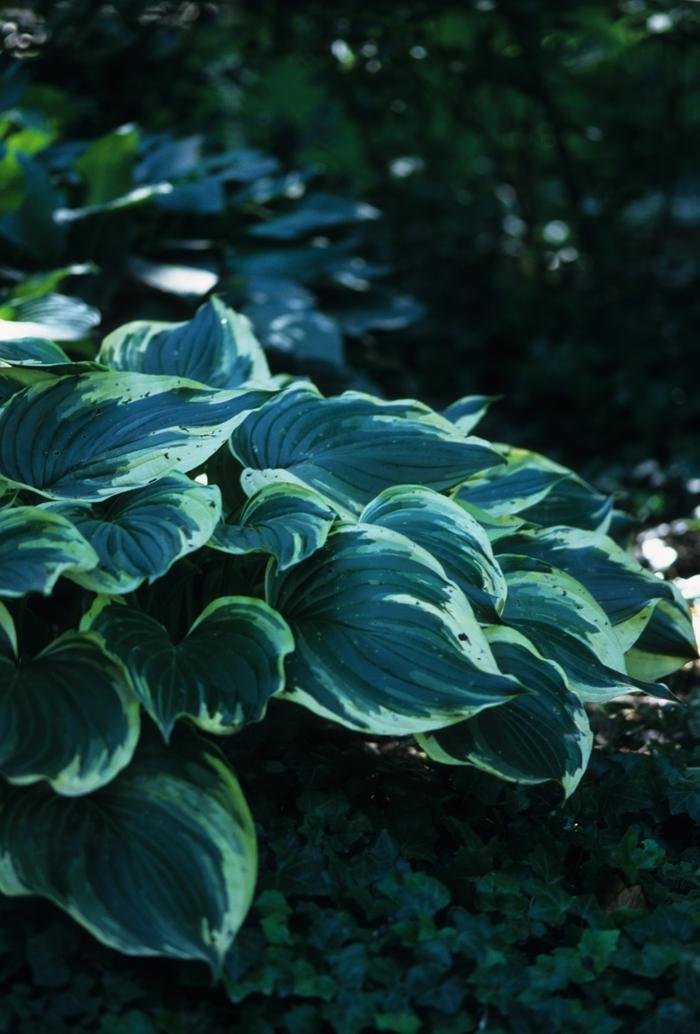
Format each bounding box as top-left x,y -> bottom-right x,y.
0,299 -> 695,977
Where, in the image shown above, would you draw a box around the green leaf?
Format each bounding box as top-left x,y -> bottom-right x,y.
442,394 -> 499,434
248,192 -> 379,240
231,387 -> 504,517
0,505 -> 97,598
208,482 -> 337,570
6,262 -> 97,302
494,525 -> 672,635
247,304 -> 345,367
265,524 -> 521,735
0,336 -> 71,366
42,473 -> 222,594
499,556 -> 668,702
625,589 -> 698,680
6,294 -> 100,342
83,595 -> 294,738
0,728 -> 257,971
127,256 -> 219,297
0,371 -> 272,501
360,485 -> 507,620
0,625 -> 139,794
454,446 -> 612,531
74,124 -> 139,205
98,297 -> 270,388
417,626 -> 592,797
0,153 -> 65,262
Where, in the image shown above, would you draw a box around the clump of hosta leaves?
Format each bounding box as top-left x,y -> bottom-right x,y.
0,299 -> 695,975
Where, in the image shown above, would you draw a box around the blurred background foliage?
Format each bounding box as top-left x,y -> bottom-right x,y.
2,0 -> 700,510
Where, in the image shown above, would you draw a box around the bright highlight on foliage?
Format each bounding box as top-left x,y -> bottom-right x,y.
0,299 -> 695,974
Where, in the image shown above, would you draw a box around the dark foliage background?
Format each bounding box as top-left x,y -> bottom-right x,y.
4,0 -> 700,485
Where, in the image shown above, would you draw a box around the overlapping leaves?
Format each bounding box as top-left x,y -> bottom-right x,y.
0,297 -> 695,982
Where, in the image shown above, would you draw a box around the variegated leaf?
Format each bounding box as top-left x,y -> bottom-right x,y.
0,372 -> 272,501
231,387 -> 504,517
0,336 -> 71,366
494,525 -> 673,640
625,587 -> 698,680
417,626 -> 592,797
454,446 -> 612,532
83,596 -> 293,739
43,474 -> 222,594
0,624 -> 139,795
0,505 -> 98,598
265,524 -> 521,735
499,556 -> 668,702
361,485 -> 507,620
208,482 -> 337,570
0,728 -> 256,971
442,394 -> 499,434
98,297 -> 271,388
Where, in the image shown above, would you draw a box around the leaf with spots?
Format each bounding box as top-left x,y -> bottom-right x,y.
0,371 -> 272,501
42,474 -> 222,594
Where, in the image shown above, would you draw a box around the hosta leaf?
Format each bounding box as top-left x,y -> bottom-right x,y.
98,297 -> 270,389
6,294 -> 100,342
42,474 -> 222,594
494,526 -> 673,635
0,627 -> 139,794
0,728 -> 257,970
74,123 -> 139,205
265,524 -> 521,735
0,336 -> 71,366
417,626 -> 592,797
499,556 -> 668,702
208,482 -> 337,570
83,596 -> 294,738
248,192 -> 379,240
0,602 -> 17,657
247,305 -> 345,367
361,485 -> 507,620
0,366 -> 58,405
442,394 -> 499,434
454,447 -> 612,531
0,372 -> 271,501
231,387 -> 504,517
625,589 -> 698,681
0,505 -> 98,598
127,256 -> 219,298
